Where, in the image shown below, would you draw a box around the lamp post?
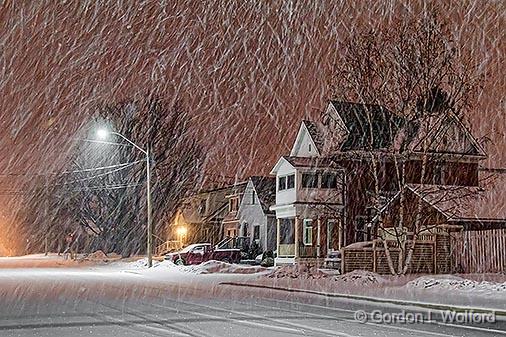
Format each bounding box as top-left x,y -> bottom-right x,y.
96,129 -> 153,268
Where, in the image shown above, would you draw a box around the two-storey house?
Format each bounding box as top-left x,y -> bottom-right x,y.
270,100 -> 486,265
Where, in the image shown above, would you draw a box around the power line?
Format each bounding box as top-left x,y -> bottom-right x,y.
61,160 -> 144,174
61,161 -> 142,185
0,160 -> 144,177
0,182 -> 144,196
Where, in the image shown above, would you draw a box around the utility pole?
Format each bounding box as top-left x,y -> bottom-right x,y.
44,174 -> 49,256
96,129 -> 154,267
146,145 -> 153,268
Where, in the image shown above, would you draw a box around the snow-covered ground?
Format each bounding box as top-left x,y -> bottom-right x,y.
0,256 -> 505,336
102,258 -> 506,312
2,254 -> 504,312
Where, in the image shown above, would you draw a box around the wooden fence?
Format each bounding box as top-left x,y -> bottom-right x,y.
450,228 -> 506,273
342,233 -> 452,274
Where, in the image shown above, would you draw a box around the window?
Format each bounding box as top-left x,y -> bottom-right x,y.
229,197 -> 239,212
287,174 -> 295,189
278,174 -> 295,191
253,225 -> 260,240
301,172 -> 319,188
279,218 -> 294,244
191,245 -> 205,254
308,143 -> 312,152
303,219 -> 313,246
278,176 -> 287,191
321,172 -> 339,189
251,190 -> 256,204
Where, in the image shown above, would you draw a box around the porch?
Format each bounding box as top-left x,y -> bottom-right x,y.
275,216 -> 343,266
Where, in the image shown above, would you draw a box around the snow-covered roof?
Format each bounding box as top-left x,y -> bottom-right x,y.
407,171 -> 506,222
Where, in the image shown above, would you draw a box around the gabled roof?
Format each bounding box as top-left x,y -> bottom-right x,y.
322,101 -> 486,157
249,176 -> 276,214
402,113 -> 486,157
302,120 -> 325,154
330,101 -> 405,151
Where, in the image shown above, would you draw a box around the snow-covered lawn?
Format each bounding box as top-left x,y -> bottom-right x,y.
109,259 -> 506,311
1,255 -> 504,312
229,265 -> 506,311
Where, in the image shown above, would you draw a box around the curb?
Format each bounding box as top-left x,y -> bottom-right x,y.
219,281 -> 506,317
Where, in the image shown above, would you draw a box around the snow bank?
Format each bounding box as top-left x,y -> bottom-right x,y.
267,265 -> 329,279
407,275 -> 506,294
87,250 -> 108,260
332,270 -> 385,285
124,258 -> 161,269
121,259 -> 268,275
265,267 -> 384,284
184,260 -> 269,275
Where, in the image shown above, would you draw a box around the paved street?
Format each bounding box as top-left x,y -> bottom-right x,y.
0,262 -> 504,337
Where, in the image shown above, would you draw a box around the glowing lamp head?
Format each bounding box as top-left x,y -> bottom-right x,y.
176,226 -> 187,236
96,128 -> 109,140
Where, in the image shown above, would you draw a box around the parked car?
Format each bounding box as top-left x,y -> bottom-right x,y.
164,243 -> 241,265
255,250 -> 277,267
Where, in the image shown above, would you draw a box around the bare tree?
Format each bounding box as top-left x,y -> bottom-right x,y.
23,96 -> 203,256
330,10 -> 482,274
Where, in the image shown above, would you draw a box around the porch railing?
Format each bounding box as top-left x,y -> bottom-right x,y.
155,240 -> 183,256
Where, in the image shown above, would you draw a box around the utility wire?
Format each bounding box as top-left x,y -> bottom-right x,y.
0,183 -> 144,195
0,160 -> 144,177
60,161 -> 144,185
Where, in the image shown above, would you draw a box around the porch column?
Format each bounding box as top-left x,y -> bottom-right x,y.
294,216 -> 300,258
317,218 -> 321,258
276,218 -> 281,254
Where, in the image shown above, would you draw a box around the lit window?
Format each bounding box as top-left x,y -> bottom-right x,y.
303,219 -> 313,246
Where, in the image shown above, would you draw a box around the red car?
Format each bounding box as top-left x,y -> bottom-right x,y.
164,243 -> 241,265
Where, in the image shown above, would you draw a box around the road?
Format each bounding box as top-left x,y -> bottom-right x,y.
0,262 -> 504,336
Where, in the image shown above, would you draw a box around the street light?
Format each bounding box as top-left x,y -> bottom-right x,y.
176,226 -> 187,245
96,128 -> 154,268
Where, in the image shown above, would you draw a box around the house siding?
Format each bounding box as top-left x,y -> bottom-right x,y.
238,180 -> 277,252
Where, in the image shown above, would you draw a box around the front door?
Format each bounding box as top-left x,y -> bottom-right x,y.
327,219 -> 341,254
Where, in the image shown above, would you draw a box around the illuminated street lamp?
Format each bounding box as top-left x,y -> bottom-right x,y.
176,226 -> 188,245
96,128 -> 154,268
